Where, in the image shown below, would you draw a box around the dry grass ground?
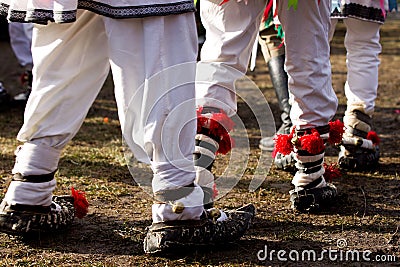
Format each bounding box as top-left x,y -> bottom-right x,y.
0,13 -> 399,267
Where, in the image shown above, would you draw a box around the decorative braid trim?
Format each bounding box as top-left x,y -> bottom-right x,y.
1,1 -> 195,24
78,1 -> 195,19
339,3 -> 386,24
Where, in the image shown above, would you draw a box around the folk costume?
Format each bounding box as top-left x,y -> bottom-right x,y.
195,0 -> 266,209
0,0 -> 255,253
197,0 -> 343,212
258,0 -> 292,153
330,0 -> 388,170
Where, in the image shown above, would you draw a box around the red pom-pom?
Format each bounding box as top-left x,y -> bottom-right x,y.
209,112 -> 235,134
196,107 -> 206,133
328,120 -> 345,145
323,163 -> 341,183
367,131 -> 380,145
197,116 -> 208,133
274,133 -> 294,155
71,187 -> 89,219
299,130 -> 325,154
217,132 -> 235,155
197,107 -> 235,154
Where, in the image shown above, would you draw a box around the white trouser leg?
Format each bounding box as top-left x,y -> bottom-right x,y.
277,0 -> 338,128
17,11 -> 110,152
23,23 -> 33,42
196,0 -> 266,116
8,22 -> 33,67
8,11 -> 110,206
104,13 -> 203,222
344,18 -> 381,115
